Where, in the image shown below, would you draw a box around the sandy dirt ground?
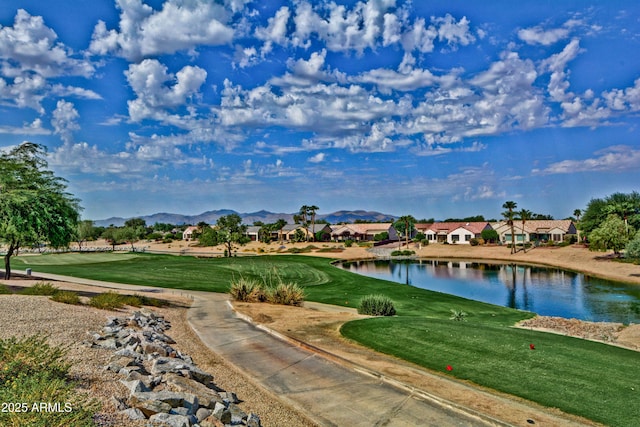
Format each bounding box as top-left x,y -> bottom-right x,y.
5,240 -> 640,426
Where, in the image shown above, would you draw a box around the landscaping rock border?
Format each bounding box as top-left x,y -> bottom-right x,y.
87,308 -> 261,427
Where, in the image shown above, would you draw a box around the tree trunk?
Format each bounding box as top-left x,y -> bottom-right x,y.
3,241 -> 17,280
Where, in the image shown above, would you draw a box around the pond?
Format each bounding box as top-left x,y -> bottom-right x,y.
338,259 -> 640,324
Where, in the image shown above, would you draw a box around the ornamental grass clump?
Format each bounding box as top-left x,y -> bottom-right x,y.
229,277 -> 266,302
0,335 -> 98,427
358,294 -> 397,316
266,282 -> 305,306
50,290 -> 81,305
88,291 -> 124,310
20,282 -> 58,295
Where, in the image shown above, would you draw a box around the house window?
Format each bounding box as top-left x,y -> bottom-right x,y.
465,235 -> 472,241
452,235 -> 460,242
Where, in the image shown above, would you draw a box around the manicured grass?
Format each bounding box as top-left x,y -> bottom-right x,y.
341,317 -> 640,426
9,252 -> 640,425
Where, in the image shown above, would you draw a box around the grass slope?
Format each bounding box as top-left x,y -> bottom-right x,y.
10,253 -> 640,425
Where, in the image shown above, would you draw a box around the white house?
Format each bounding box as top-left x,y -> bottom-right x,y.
491,219 -> 577,244
415,222 -> 492,244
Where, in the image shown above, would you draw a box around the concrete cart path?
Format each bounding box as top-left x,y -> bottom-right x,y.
16,271 -> 501,426
187,291 -> 499,427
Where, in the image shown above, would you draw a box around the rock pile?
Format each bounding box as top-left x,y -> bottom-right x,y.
88,308 -> 261,427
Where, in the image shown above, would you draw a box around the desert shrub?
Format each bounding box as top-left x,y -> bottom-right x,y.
450,309 -> 468,321
469,238 -> 480,246
344,239 -> 354,247
229,277 -> 266,302
136,294 -> 170,307
20,282 -> 58,296
50,290 -> 81,305
0,335 -> 98,427
118,294 -> 144,307
358,294 -> 396,316
89,291 -> 124,310
391,250 -> 415,256
266,282 -> 305,306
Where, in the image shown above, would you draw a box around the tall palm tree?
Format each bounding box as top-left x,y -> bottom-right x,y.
308,205 -> 319,241
275,218 -> 287,244
296,205 -> 310,241
502,201 -> 518,254
397,215 -> 416,247
518,208 -> 532,253
573,208 -> 582,243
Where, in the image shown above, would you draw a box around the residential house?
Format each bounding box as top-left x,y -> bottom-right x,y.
415,222 -> 492,244
330,223 -> 399,242
245,225 -> 261,241
491,219 -> 577,244
182,226 -> 199,241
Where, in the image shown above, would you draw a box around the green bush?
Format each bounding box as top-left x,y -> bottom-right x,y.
0,335 -> 98,427
358,294 -> 396,316
344,239 -> 354,247
390,250 -> 415,256
20,282 -> 58,296
229,277 -> 266,302
88,291 -> 124,310
266,282 -> 305,306
50,290 -> 81,305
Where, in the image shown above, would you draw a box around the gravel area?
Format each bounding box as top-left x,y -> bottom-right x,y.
0,283 -> 317,427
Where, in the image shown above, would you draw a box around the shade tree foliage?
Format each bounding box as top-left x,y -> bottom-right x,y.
0,143 -> 80,279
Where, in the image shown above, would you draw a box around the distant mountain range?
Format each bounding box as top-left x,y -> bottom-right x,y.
93,209 -> 398,227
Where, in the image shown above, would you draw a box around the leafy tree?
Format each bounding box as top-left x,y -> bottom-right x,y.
581,192 -> 640,235
394,215 -> 416,247
481,229 -> 499,243
102,227 -> 119,251
76,220 -> 96,250
588,214 -> 633,255
124,217 -> 146,229
502,201 -> 517,253
153,222 -> 175,232
0,143 -> 80,279
197,226 -> 218,247
443,215 -> 485,222
625,231 -> 640,259
214,214 -> 249,257
117,227 -> 140,251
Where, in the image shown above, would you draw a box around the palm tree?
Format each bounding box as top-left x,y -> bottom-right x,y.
396,215 -> 416,248
573,209 -> 582,243
275,218 -> 287,244
502,201 -> 518,254
308,205 -> 319,241
518,208 -> 532,252
297,205 -> 311,242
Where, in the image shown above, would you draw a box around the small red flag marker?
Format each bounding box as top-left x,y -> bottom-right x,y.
446,365 -> 453,371
529,343 -> 535,350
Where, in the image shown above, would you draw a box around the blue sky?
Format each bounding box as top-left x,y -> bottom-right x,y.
1,0 -> 639,221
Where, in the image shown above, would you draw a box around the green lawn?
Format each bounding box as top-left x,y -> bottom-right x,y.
10,252 -> 640,426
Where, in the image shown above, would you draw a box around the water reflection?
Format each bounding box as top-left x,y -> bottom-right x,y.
339,260 -> 640,323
